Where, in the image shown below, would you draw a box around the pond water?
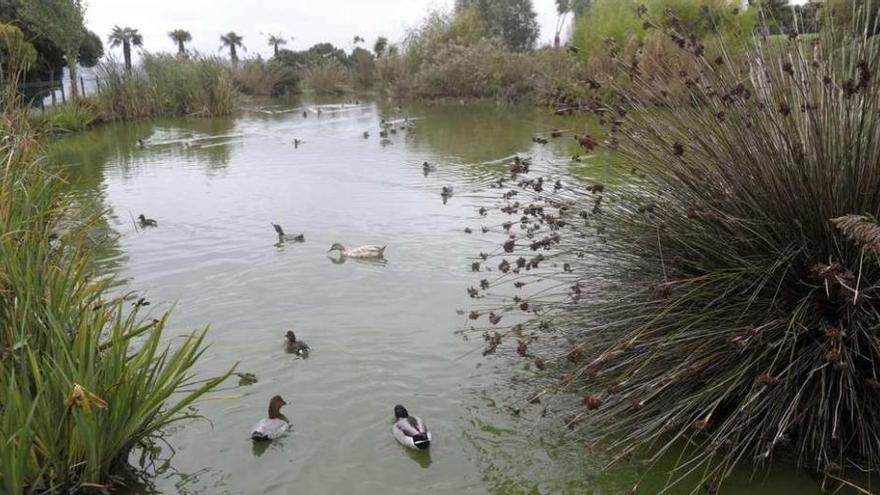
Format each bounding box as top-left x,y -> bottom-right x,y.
49,98 -> 822,494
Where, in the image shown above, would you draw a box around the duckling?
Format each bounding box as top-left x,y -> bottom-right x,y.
138,214 -> 158,227
285,330 -> 310,356
392,405 -> 431,450
272,223 -> 305,243
251,395 -> 290,441
328,243 -> 386,258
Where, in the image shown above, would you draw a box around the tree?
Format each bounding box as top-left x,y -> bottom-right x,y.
455,0 -> 539,51
353,35 -> 365,45
373,36 -> 388,58
267,33 -> 288,57
18,0 -> 87,98
554,0 -> 592,46
0,23 -> 37,104
169,29 -> 191,56
108,25 -> 143,72
220,31 -> 245,64
78,30 -> 104,67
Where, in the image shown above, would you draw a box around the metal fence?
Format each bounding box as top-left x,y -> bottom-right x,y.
16,69 -> 102,113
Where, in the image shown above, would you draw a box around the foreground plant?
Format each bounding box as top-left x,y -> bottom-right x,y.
468,3 -> 880,492
0,116 -> 231,492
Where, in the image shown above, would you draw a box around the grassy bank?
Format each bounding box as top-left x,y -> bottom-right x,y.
467,5 -> 880,493
0,111 -> 231,492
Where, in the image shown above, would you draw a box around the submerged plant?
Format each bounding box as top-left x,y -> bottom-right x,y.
469,3 -> 880,492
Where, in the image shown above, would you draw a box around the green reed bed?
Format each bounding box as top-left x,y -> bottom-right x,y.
97,53 -> 239,121
0,115 -> 231,493
467,5 -> 880,493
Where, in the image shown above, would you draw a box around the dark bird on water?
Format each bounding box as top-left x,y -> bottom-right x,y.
138,214 -> 158,227
272,223 -> 305,242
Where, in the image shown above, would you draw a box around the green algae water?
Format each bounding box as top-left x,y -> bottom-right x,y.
48,98 -> 823,494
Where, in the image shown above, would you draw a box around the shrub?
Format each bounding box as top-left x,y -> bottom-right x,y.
42,97 -> 100,132
469,6 -> 880,493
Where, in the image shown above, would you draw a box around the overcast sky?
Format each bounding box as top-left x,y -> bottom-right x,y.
86,0 -> 570,61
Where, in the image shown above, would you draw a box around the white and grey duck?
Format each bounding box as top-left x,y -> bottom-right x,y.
328,243 -> 386,259
250,395 -> 290,441
392,405 -> 431,450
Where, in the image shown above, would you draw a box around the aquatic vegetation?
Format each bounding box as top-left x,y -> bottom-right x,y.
40,97 -> 100,132
96,53 -> 239,120
303,59 -> 353,95
468,5 -> 880,492
236,58 -> 301,96
0,115 -> 231,492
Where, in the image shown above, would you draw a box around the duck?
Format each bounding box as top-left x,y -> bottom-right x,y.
328,243 -> 386,258
293,139 -> 301,149
441,185 -> 454,197
137,138 -> 145,149
272,223 -> 305,243
422,161 -> 435,173
138,214 -> 158,227
392,405 -> 431,450
251,395 -> 290,441
363,131 -> 370,139
285,330 -> 310,356
302,110 -> 308,118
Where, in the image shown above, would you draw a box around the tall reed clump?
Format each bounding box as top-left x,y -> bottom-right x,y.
0,114 -> 232,492
468,3 -> 880,492
97,53 -> 239,121
303,59 -> 353,95
235,58 -> 301,97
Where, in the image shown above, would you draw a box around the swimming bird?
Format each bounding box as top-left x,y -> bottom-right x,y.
392,405 -> 431,450
272,223 -> 305,242
422,161 -> 435,173
441,186 -> 454,197
328,243 -> 386,258
293,139 -> 301,148
285,330 -> 310,356
251,395 -> 290,441
302,111 -> 308,118
138,214 -> 158,227
363,131 -> 370,139
137,138 -> 145,149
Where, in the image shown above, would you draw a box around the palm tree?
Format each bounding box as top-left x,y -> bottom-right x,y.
220,32 -> 245,64
108,25 -> 143,72
373,36 -> 388,58
267,33 -> 288,57
168,29 -> 192,56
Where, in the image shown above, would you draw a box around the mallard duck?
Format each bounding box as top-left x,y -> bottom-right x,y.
363,131 -> 370,139
285,330 -> 310,356
137,138 -> 145,149
251,395 -> 290,441
441,186 -> 454,197
272,223 -> 305,242
328,243 -> 386,258
422,161 -> 435,173
392,405 -> 431,450
293,139 -> 301,148
138,214 -> 158,227
302,111 -> 308,118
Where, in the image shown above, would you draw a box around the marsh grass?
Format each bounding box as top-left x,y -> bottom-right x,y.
468,3 -> 880,492
0,113 -> 232,493
303,59 -> 353,95
97,53 -> 239,121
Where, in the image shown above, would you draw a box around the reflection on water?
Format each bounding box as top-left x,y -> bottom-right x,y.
48,97 -> 819,495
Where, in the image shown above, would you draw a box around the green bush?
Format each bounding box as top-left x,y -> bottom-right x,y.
0,118 -> 231,493
43,98 -> 100,132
